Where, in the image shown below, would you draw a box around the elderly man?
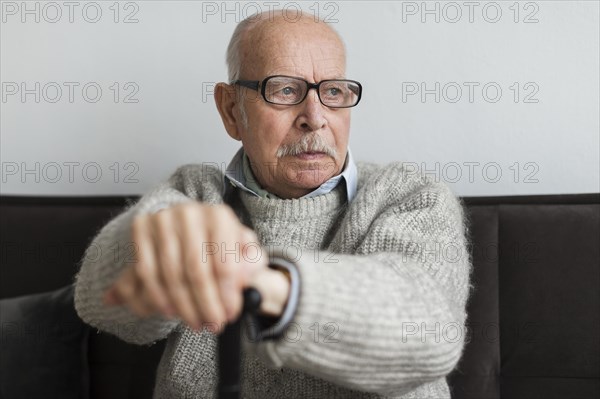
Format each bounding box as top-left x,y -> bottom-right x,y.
74,10 -> 471,399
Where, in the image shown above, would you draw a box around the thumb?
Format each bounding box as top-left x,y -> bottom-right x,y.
239,243 -> 268,287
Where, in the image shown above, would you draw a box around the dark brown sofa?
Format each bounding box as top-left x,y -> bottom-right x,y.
1,193 -> 598,399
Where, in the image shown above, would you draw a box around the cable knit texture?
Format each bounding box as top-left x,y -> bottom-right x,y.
74,160 -> 472,398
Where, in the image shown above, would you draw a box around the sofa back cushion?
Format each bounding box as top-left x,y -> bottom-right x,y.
449,195 -> 600,399
0,285 -> 90,399
1,194 -> 598,398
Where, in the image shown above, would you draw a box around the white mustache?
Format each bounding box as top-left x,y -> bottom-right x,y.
276,134 -> 337,158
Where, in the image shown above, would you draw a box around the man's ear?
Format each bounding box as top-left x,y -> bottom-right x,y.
215,82 -> 242,140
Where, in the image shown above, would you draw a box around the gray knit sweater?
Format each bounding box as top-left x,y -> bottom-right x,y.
74,160 -> 472,398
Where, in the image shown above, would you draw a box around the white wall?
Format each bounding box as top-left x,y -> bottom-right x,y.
1,1 -> 598,197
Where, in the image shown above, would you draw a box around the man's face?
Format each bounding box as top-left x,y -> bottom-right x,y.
233,19 -> 351,199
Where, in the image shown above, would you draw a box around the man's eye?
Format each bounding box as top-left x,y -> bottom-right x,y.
281,86 -> 296,95
324,86 -> 346,98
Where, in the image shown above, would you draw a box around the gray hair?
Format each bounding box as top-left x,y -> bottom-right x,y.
225,10 -> 345,83
226,13 -> 262,128
276,133 -> 338,159
225,15 -> 256,83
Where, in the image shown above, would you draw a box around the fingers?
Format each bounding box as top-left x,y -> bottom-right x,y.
104,266 -> 152,317
131,215 -> 172,315
152,208 -> 202,330
179,205 -> 226,332
239,227 -> 267,286
104,215 -> 170,318
208,207 -> 243,324
102,202 -> 268,335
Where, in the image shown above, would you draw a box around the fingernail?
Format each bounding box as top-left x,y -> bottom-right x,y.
220,312 -> 231,325
214,324 -> 224,334
163,305 -> 175,317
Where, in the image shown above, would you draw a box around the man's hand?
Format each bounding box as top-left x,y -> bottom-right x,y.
102,202 -> 288,334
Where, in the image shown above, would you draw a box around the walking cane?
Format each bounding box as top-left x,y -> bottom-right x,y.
217,287 -> 262,399
219,184 -> 264,398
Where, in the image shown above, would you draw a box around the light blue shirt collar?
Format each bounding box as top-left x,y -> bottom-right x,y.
223,147 -> 358,202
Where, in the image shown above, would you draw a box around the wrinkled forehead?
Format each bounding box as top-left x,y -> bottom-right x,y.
240,20 -> 346,81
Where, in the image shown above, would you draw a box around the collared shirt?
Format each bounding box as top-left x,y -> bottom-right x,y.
222,147 -> 358,202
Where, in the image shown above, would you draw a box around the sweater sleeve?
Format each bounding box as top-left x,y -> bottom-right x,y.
244,176 -> 473,396
73,176 -> 196,346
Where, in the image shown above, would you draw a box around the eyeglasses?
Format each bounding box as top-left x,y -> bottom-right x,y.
232,75 -> 362,108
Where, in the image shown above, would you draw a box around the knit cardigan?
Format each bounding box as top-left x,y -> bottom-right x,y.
74,160 -> 472,398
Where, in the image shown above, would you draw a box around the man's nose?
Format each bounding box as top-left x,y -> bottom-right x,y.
296,89 -> 327,133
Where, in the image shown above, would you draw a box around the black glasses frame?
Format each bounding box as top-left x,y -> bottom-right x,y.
231,75 -> 362,108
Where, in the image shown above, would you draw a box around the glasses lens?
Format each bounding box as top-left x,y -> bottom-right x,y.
264,77 -> 307,105
320,80 -> 360,107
